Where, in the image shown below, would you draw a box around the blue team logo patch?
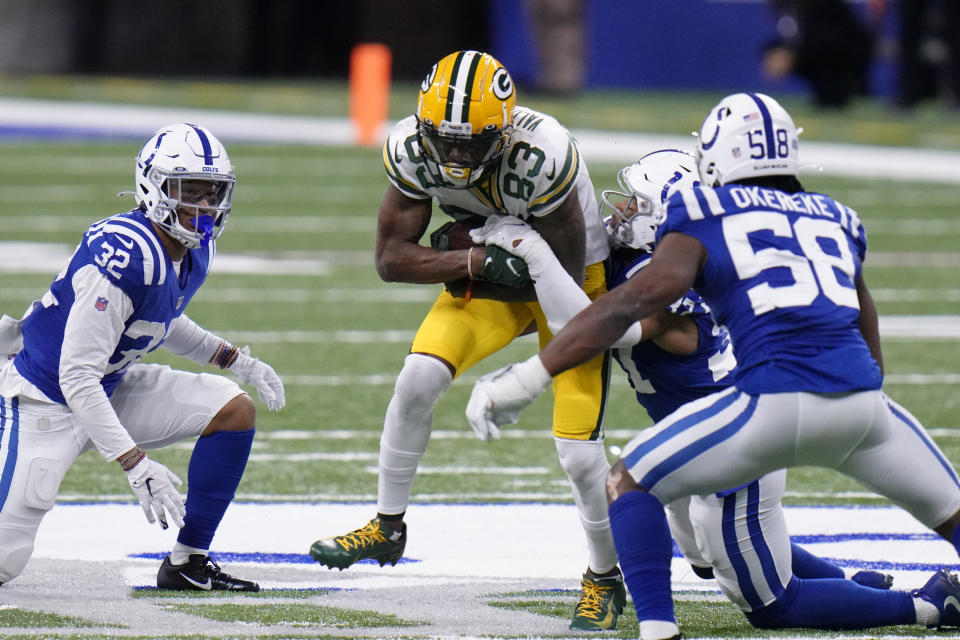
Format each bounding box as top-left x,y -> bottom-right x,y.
95,297 -> 109,312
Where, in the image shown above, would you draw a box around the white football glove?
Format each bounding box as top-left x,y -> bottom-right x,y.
470,215 -> 553,278
230,346 -> 285,411
124,456 -> 185,530
465,355 -> 553,441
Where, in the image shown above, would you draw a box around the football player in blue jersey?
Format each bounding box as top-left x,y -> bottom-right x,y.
467,94 -> 960,639
0,123 -> 284,592
307,50 -> 624,630
473,148 -> 953,637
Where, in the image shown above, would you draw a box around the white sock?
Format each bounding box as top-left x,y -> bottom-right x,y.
377,353 -> 452,514
639,619 -> 680,640
914,596 -> 939,627
555,438 -> 618,572
170,542 -> 207,566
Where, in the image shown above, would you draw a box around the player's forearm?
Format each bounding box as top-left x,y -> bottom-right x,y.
375,242 -> 473,284
164,314 -> 227,365
539,289 -> 639,376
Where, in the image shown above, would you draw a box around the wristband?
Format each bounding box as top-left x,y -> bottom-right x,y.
118,447 -> 146,472
210,340 -> 240,369
466,246 -> 476,280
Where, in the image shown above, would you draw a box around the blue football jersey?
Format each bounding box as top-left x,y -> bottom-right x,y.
607,249 -> 736,422
14,208 -> 213,402
657,184 -> 882,394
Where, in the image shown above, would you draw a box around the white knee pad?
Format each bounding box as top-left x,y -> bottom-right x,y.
0,524 -> 36,583
380,353 -> 453,453
556,438 -> 617,572
377,354 -> 453,515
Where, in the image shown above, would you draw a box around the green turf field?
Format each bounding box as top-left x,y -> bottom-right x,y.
1,78 -> 959,639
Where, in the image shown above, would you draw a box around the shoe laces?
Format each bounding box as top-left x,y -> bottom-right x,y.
575,578 -> 612,620
189,555 -> 222,579
334,520 -> 390,551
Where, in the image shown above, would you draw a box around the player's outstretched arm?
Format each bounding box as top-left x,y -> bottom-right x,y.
471,214 -> 644,345
465,233 -> 704,437
539,232 -> 703,376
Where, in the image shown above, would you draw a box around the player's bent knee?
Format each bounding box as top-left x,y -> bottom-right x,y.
743,587 -> 794,629
204,393 -> 256,435
0,528 -> 35,583
394,353 -> 453,409
606,460 -> 640,503
555,439 -> 608,484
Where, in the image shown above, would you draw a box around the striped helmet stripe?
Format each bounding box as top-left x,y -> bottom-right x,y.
445,50 -> 481,125
188,123 -> 214,166
747,93 -> 776,160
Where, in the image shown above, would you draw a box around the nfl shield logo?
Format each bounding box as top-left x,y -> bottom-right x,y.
95,297 -> 109,312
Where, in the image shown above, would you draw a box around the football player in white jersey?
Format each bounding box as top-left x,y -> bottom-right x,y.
307,50 -> 622,630
467,94 -> 960,639
0,123 -> 284,591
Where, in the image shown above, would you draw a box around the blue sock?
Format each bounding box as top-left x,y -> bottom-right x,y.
790,543 -> 843,579
952,523 -> 960,557
178,428 -> 254,550
608,490 -> 675,623
746,576 -> 915,630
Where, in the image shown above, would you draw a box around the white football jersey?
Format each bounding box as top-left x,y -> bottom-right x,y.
383,107 -> 609,265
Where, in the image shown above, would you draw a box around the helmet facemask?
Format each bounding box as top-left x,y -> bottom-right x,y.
601,150 -> 699,251
150,172 -> 235,249
417,119 -> 510,189
600,187 -> 660,251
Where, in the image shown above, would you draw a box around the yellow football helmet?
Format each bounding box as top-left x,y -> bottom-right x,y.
416,50 -> 516,188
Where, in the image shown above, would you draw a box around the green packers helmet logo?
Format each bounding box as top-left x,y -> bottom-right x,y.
492,67 -> 513,101
421,63 -> 438,94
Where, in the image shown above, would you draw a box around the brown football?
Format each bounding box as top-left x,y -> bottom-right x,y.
431,217 -> 486,251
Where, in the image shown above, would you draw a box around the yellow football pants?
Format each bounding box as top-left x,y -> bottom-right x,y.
411,262 -> 610,440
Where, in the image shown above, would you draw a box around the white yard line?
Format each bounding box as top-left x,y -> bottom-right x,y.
4,96 -> 960,183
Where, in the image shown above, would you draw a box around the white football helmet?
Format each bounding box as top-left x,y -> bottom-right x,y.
695,92 -> 799,187
600,149 -> 699,251
134,123 -> 235,248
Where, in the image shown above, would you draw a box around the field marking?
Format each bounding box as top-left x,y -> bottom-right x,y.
5,285 -> 959,305
7,214 -> 960,236
25,502 -> 958,585
272,371 -> 960,386
1,241 -> 958,277
0,286 -> 438,304
5,96 -> 960,184
251,427 -> 960,442
207,319 -> 960,343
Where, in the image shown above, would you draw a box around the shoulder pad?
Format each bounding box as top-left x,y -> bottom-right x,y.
84,214 -> 168,287
497,109 -> 580,217
382,116 -> 431,199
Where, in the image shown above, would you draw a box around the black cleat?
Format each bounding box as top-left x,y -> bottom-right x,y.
157,554 -> 259,592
